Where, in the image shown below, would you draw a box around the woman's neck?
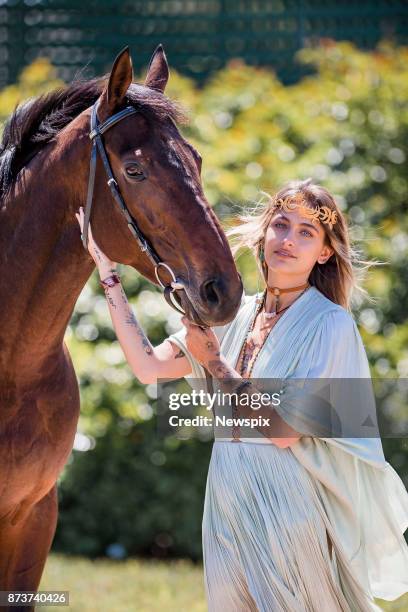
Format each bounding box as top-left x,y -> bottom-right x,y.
264,271 -> 310,312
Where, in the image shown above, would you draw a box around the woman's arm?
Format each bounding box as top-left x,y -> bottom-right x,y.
181,317 -> 302,448
75,207 -> 191,385
100,267 -> 192,384
207,355 -> 302,448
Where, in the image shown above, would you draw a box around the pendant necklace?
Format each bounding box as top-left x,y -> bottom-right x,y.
231,283 -> 310,442
240,282 -> 310,378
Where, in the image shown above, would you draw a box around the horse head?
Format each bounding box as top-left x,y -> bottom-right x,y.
84,46 -> 243,326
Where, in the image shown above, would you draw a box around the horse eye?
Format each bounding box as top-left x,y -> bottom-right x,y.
125,164 -> 146,180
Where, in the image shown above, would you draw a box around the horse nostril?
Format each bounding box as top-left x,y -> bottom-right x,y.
200,278 -> 223,306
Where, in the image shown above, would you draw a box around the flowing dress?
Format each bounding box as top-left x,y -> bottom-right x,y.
168,285 -> 408,611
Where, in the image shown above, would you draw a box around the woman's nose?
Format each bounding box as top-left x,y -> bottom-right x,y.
282,232 -> 295,246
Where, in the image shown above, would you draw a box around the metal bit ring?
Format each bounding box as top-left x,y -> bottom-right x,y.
154,262 -> 184,291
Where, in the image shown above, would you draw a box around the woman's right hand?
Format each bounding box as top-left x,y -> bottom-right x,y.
75,207 -> 117,276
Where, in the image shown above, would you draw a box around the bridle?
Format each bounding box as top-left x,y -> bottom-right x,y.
81,100 -> 216,395
81,101 -> 187,317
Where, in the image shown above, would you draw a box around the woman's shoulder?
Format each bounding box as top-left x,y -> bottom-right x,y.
311,286 -> 358,333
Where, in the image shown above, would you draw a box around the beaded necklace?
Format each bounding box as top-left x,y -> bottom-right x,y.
231,284 -> 310,442
237,283 -> 310,379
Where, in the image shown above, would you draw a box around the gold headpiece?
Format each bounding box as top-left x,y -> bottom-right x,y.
273,193 -> 338,230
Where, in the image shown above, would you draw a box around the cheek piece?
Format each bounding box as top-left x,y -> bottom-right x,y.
81,100 -> 185,316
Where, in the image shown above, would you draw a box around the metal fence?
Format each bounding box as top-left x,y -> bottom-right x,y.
0,0 -> 407,87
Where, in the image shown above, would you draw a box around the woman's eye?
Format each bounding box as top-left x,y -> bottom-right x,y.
274,222 -> 311,237
125,164 -> 146,180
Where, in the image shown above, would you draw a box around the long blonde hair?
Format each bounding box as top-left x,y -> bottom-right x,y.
226,178 -> 382,311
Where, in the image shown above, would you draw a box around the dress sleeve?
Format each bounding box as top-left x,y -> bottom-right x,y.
281,310 -> 408,601
301,309 -> 371,379
273,309 -> 384,455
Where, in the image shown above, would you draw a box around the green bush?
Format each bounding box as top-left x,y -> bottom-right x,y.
54,417 -> 211,560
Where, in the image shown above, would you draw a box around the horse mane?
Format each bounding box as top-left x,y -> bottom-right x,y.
0,78 -> 186,199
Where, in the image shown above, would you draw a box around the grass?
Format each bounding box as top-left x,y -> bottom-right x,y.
40,554 -> 206,612
39,553 -> 407,611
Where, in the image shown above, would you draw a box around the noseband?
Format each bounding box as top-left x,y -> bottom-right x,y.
82,101 -> 186,316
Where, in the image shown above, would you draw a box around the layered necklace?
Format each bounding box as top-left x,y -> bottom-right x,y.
237,282 -> 310,379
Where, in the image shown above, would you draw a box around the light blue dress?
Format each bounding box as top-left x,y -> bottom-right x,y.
168,286 -> 408,611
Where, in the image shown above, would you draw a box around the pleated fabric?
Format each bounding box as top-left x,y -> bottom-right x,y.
168,287 -> 408,607
203,441 -> 382,612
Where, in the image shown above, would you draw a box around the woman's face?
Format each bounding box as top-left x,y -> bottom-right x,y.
264,207 -> 334,278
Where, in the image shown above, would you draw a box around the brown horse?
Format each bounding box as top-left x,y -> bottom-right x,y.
0,46 -> 242,608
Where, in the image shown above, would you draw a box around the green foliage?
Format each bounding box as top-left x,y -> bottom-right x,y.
3,41 -> 406,560
0,58 -> 63,124
54,419 -> 211,560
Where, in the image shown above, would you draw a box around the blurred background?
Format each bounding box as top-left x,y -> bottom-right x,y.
1,1 -> 407,610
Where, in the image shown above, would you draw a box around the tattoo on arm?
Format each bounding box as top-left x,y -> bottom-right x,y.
106,285 -> 153,356
174,349 -> 186,359
106,294 -> 117,309
124,309 -> 138,328
94,246 -> 103,265
125,312 -> 154,355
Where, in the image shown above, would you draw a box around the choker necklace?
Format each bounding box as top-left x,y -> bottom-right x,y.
264,282 -> 310,317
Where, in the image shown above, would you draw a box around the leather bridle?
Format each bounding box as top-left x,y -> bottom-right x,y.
81,100 -> 215,395
81,101 -> 186,317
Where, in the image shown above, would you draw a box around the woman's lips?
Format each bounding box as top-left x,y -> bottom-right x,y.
274,250 -> 296,258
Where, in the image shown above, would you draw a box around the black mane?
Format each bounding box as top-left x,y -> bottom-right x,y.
0,78 -> 186,199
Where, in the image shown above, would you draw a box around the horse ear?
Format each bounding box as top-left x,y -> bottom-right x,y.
100,47 -> 133,117
145,44 -> 169,93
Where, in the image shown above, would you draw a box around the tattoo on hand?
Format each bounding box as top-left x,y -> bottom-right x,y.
207,359 -> 234,379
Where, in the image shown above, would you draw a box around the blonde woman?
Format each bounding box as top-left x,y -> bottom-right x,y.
76,179 -> 408,611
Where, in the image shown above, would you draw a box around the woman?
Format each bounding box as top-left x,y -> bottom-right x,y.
76,178 -> 408,611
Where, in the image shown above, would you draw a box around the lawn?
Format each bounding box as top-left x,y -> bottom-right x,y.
40,554 -> 206,612
40,554 -> 407,611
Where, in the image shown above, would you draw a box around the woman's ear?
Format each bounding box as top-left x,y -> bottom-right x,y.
317,245 -> 334,265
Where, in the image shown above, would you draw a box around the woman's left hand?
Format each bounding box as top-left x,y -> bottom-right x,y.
181,317 -> 221,367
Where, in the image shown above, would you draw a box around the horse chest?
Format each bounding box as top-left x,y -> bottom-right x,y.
0,357 -> 80,508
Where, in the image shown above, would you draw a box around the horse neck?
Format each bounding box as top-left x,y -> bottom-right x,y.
0,127 -> 94,383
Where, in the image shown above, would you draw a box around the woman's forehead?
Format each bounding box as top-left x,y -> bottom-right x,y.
271,209 -> 321,229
